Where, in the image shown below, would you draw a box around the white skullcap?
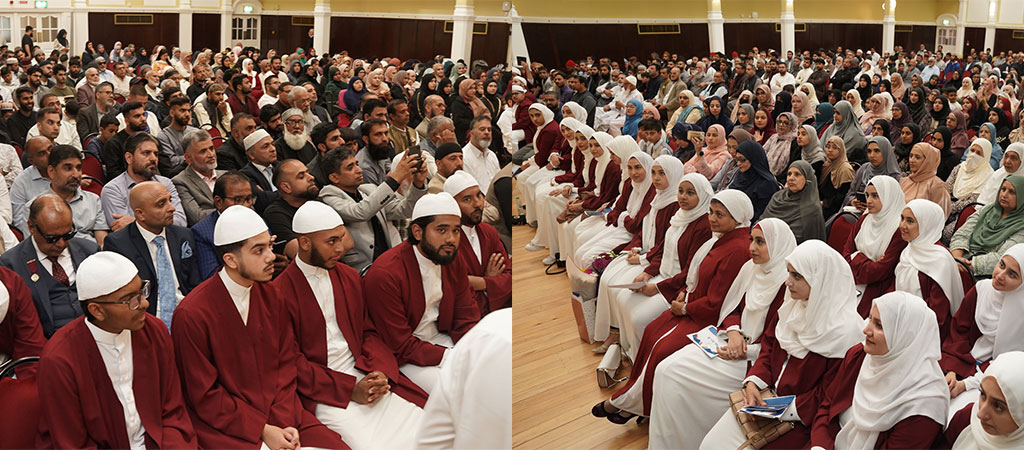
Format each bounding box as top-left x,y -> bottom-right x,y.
510,67 -> 521,75
243,129 -> 271,151
280,107 -> 303,120
625,75 -> 637,86
77,252 -> 139,300
510,85 -> 526,93
5,58 -> 16,65
292,201 -> 344,234
412,192 -> 461,221
513,76 -> 527,85
444,170 -> 479,197
214,205 -> 269,246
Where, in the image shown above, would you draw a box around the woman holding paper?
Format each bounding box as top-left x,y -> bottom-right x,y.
840,175 -> 907,317
591,190 -> 752,423
942,352 -> 1024,449
806,291 -> 948,449
699,240 -> 864,449
648,218 -> 796,449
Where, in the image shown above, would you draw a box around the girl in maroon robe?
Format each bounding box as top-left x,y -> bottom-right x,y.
841,175 -> 907,317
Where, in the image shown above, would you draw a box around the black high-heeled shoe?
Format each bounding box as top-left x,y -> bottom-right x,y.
591,401 -> 610,418
607,410 -> 636,425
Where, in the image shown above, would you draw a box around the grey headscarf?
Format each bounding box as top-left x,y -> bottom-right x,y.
866,135 -> 902,178
800,124 -> 826,165
760,160 -> 826,243
736,103 -> 756,131
822,100 -> 868,161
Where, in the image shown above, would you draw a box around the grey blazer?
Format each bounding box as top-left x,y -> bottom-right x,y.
172,168 -> 225,226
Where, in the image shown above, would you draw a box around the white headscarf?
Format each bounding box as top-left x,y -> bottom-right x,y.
834,292 -> 949,449
952,351 -> 1024,449
562,101 -> 588,125
660,174 -> 714,278
684,190 -> 753,294
978,142 -> 1024,205
954,139 -> 996,200
641,156 -> 685,251
586,132 -> 615,196
854,176 -> 905,261
241,58 -> 255,77
623,151 -> 654,221
775,240 -> 864,359
529,103 -> 556,153
970,244 -> 1024,363
717,218 -> 797,335
895,199 -> 966,314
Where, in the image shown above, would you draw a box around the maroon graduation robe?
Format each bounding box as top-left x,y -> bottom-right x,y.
841,217 -> 907,317
531,121 -> 564,166
552,147 -> 586,185
936,403 -> 974,449
578,160 -> 623,211
37,315 -> 197,449
940,287 -> 988,378
614,203 -> 680,276
272,261 -> 429,413
0,267 -> 46,375
653,216 -> 713,301
364,241 -> 481,367
171,275 -> 347,449
605,182 -> 656,230
455,223 -> 511,315
612,226 -> 750,415
808,344 -> 944,449
553,134 -> 573,171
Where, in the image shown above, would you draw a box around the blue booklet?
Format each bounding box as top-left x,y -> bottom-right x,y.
584,207 -> 613,217
739,395 -> 796,420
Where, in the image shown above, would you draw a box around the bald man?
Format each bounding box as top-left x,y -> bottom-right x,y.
263,158 -> 320,258
102,181 -> 202,329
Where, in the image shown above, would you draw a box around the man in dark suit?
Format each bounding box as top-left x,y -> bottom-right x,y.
171,129 -> 224,226
215,113 -> 255,171
239,128 -> 279,213
75,81 -> 118,145
0,194 -> 100,337
101,181 -> 202,329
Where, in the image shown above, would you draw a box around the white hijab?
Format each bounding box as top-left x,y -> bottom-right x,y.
854,176 -> 906,261
954,139 -> 996,200
717,218 -> 797,337
586,131 -> 615,196
660,174 -> 714,279
895,199 -> 966,314
953,351 -> 1024,449
970,244 -> 1024,362
576,125 -> 596,175
623,152 -> 655,222
642,156 -> 685,251
529,103 -> 556,153
835,292 -> 949,449
560,117 -> 582,171
684,190 -> 754,294
0,281 -> 9,326
562,101 -> 588,125
978,143 -> 1024,205
775,240 -> 864,359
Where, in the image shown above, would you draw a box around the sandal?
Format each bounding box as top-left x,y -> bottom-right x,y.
592,332 -> 620,354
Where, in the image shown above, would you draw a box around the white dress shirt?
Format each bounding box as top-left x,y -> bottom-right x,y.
296,256 -> 359,376
33,241 -> 75,285
136,223 -> 184,301
253,163 -> 276,191
84,319 -> 146,450
460,143 -> 500,195
412,246 -> 451,349
461,225 -> 482,264
218,268 -> 251,325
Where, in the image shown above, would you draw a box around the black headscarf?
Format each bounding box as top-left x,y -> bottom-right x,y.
856,74 -> 873,106
729,140 -> 780,220
929,96 -> 951,122
932,126 -> 958,180
55,30 -> 68,47
772,91 -> 792,121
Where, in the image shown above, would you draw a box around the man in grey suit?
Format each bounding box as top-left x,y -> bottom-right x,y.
75,81 -> 118,144
171,129 -> 224,226
0,194 -> 100,337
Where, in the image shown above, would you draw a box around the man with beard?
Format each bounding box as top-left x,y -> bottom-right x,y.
258,75 -> 280,108
76,67 -> 100,108
288,85 -> 320,131
26,66 -> 48,109
28,104 -> 82,151
356,118 -> 395,186
414,94 -> 445,141
272,201 -> 428,449
8,86 -> 37,147
386,99 -> 418,155
109,62 -> 133,98
156,97 -> 199,177
460,116 -> 500,194
276,107 -> 317,163
768,62 -> 796,96
263,159 -> 319,257
364,192 -> 480,393
172,129 -> 224,225
427,142 -> 464,194
47,64 -> 75,104
171,205 -> 348,450
418,116 -> 456,158
216,113 -> 256,171
143,68 -> 161,102
20,145 -> 108,243
192,83 -> 233,138
77,81 -> 118,143
227,73 -> 261,124
807,58 -> 830,102
444,171 -> 510,316
568,74 -> 597,127
10,136 -> 53,229
239,129 -> 280,214
102,101 -> 147,180
307,122 -> 343,187
259,104 -> 283,141
101,133 -> 187,231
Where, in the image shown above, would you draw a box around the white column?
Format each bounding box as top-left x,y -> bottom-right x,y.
450,0 -> 474,62
882,0 -> 896,54
707,0 -> 724,54
220,0 -> 232,51
505,5 -> 530,68
312,0 -> 330,54
955,0 -> 967,56
983,0 -> 997,52
71,0 -> 88,55
780,0 -> 795,57
179,0 -> 193,52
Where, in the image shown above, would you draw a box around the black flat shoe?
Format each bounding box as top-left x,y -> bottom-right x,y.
607,410 -> 636,425
591,401 -> 610,418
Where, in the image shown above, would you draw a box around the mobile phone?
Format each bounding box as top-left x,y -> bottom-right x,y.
687,130 -> 705,143
855,192 -> 866,203
407,146 -> 424,171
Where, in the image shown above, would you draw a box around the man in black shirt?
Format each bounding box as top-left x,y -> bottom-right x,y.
7,86 -> 37,148
21,26 -> 33,57
263,158 -> 319,257
100,101 -> 147,180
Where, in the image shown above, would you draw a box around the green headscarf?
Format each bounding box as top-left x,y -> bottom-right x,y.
969,173 -> 1024,252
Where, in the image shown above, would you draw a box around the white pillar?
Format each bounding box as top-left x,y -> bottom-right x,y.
707,0 -> 724,54
71,0 -> 88,55
955,0 -> 967,56
780,0 -> 795,57
220,0 -> 232,51
983,0 -> 997,52
882,0 -> 896,54
505,5 -> 530,68
179,0 -> 193,52
450,0 -> 474,62
313,0 -> 330,54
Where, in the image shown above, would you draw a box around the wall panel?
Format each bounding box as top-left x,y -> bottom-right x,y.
724,23 -> 780,54
192,13 -> 221,52
995,29 -> 1024,53
261,15 -> 311,55
894,25 -> 937,53
795,23 -> 883,52
963,26 -> 986,54
521,23 -> 710,69
88,12 -> 178,53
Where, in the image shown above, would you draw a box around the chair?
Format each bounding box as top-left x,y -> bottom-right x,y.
82,177 -> 103,196
12,144 -> 22,158
204,126 -> 222,140
82,132 -> 99,150
826,211 -> 859,252
9,224 -> 22,242
81,153 -> 104,184
211,136 -> 225,150
0,357 -> 41,449
955,203 -> 980,232
113,94 -> 126,105
956,258 -> 977,288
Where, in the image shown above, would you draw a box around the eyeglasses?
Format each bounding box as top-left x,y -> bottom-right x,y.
34,225 -> 76,244
90,280 -> 150,311
285,119 -> 304,126
223,195 -> 256,204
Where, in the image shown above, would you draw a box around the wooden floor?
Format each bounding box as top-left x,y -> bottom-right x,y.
512,224 -> 650,450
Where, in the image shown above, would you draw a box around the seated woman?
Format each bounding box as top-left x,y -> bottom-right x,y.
710,129 -> 754,192
870,119 -> 891,139
667,90 -> 703,129
525,117 -> 581,261
806,292 -> 948,449
794,125 -> 825,180
932,126 -> 961,182
977,142 -> 1024,205
818,136 -> 856,219
899,142 -> 952,216
944,351 -> 1024,449
733,103 -> 755,132
683,123 -> 730,179
822,100 -> 869,164
763,112 -> 799,179
893,123 -> 921,174
895,199 -> 966,342
813,102 -> 834,137
696,96 -> 734,135
619,99 -> 643,138
520,103 -> 566,232
728,141 -> 779,221
553,132 -> 624,266
591,190 -> 752,423
950,174 -> 1024,277
699,240 -> 865,449
842,176 -> 908,316
670,122 -> 702,163
842,136 -> 903,213
792,90 -> 815,127
943,139 -> 995,242
760,160 -> 826,243
591,155 -> 683,354
751,107 -> 776,145
961,122 -> 1005,170
649,218 -> 797,449
941,244 -> 1024,416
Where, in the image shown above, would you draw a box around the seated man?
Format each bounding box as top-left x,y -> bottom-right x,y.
0,264 -> 47,369
192,83 -> 232,138
85,114 -> 119,163
215,113 -> 255,171
275,108 -> 317,164
307,122 -> 343,188
427,142 -> 463,194
190,172 -> 255,280
76,81 -> 119,146
273,201 -> 428,449
36,252 -> 198,449
155,96 -> 199,177
27,99 -> 82,150
239,129 -> 280,214
171,205 -> 347,450
445,171 -> 511,316
171,129 -> 224,226
10,136 -> 53,231
101,100 -> 147,180
21,145 -> 109,244
460,116 -> 500,194
103,181 -> 202,330
0,194 -> 100,337
101,133 -> 187,232
319,147 -> 426,273
356,119 -> 395,187
364,193 -> 481,393
263,159 -> 319,257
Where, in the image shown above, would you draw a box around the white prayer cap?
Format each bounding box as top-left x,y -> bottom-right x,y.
412,192 -> 461,221
77,252 -> 139,300
281,107 -> 303,120
510,85 -> 526,94
214,205 -> 268,246
625,75 -> 637,87
292,201 -> 344,234
509,67 -> 521,75
513,76 -> 527,85
243,129 -> 271,151
444,170 -> 479,197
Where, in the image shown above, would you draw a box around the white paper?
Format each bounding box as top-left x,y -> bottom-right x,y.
607,282 -> 647,289
687,325 -> 724,358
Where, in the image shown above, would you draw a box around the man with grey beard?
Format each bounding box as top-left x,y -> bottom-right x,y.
21,145 -> 109,243
275,107 -> 317,164
415,94 -> 446,141
460,116 -> 499,195
288,85 -> 320,131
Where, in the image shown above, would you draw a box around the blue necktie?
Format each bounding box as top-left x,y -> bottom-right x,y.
153,236 -> 177,330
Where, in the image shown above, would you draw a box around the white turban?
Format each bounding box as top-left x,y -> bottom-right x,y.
243,129 -> 271,151
444,170 -> 479,198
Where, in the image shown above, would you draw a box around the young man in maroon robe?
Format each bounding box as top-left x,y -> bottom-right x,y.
171,205 -> 347,450
364,192 -> 481,393
444,171 -> 511,316
36,252 -> 197,449
0,265 -> 47,373
273,201 -> 427,449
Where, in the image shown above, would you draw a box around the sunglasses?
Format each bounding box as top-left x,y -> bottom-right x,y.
34,224 -> 76,244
